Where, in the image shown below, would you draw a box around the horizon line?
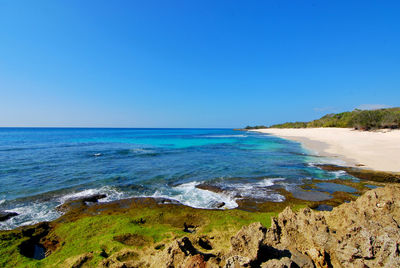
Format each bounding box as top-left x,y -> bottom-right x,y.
0,126 -> 237,129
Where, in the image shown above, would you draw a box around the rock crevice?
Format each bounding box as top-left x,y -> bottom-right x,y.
153,185 -> 400,267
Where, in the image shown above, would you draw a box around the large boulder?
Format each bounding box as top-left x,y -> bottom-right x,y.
227,222 -> 267,265
264,185 -> 400,267
0,211 -> 18,221
223,185 -> 400,268
56,194 -> 107,213
154,237 -> 217,268
260,257 -> 293,268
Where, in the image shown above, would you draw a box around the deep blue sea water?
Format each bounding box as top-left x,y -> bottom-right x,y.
0,128 -> 356,229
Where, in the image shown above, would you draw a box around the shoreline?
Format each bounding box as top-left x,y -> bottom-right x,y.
251,128 -> 400,173
0,178 -> 397,267
2,128 -> 400,266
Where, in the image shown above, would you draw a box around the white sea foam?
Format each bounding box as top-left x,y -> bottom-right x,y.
0,186 -> 127,230
0,178 -> 286,230
223,178 -> 286,202
307,161 -> 350,178
307,155 -> 347,166
0,202 -> 61,230
156,178 -> 287,209
152,181 -> 238,209
255,178 -> 285,187
307,162 -> 317,168
0,199 -> 5,205
59,186 -> 126,204
133,179 -> 283,210
331,170 -> 347,178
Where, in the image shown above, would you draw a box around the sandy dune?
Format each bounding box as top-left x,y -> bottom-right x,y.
252,128 -> 400,173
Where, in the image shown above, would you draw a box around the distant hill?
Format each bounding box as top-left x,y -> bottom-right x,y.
245,107 -> 400,130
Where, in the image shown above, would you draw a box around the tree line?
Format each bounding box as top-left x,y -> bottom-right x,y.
245,107 -> 400,130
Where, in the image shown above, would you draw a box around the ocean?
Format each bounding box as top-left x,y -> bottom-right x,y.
0,128 -> 356,230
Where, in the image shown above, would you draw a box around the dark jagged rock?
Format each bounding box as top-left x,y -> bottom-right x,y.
260,257 -> 293,268
155,197 -> 182,205
8,184 -> 396,267
64,252 -> 94,268
228,222 -> 267,265
56,194 -> 107,213
183,222 -> 197,233
185,254 -> 207,268
262,185 -> 400,267
195,183 -> 225,193
80,194 -> 107,203
222,185 -> 400,267
99,249 -> 140,267
18,222 -> 59,260
215,202 -> 225,208
0,211 -> 18,221
154,237 -> 216,268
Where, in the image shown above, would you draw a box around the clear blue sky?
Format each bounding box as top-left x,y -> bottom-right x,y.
1,1 -> 399,128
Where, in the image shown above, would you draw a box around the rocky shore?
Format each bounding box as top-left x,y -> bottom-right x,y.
1,179 -> 399,267
150,185 -> 400,267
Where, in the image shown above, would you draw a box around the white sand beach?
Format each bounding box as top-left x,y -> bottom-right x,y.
252,128 -> 400,173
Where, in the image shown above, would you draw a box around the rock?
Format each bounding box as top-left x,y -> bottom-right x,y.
316,164 -> 400,183
99,249 -> 139,267
221,185 -> 400,268
229,222 -> 266,264
155,237 -> 216,268
56,194 -> 107,213
156,237 -> 198,267
184,254 -> 207,268
215,202 -> 225,208
81,194 -> 107,203
115,249 -> 138,262
72,253 -> 93,268
0,211 -> 18,221
263,185 -> 400,268
224,255 -> 250,268
63,252 -> 93,268
260,257 -> 293,268
183,222 -> 197,233
99,185 -> 400,268
196,183 -> 225,193
18,222 -> 59,260
156,197 -> 182,205
288,249 -> 314,268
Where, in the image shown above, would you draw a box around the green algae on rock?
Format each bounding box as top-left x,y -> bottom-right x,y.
0,196 -> 281,267
0,174 -> 396,267
317,164 -> 400,183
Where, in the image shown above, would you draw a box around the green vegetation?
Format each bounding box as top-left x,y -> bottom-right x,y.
267,107 -> 400,130
244,125 -> 267,130
1,173 -> 391,267
0,200 -> 286,267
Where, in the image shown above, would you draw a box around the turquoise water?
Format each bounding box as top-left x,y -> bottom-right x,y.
0,128 -> 354,229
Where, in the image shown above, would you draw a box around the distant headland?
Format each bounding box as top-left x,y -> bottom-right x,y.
245,107 -> 400,131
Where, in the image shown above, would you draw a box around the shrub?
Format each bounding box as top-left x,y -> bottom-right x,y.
246,107 -> 400,131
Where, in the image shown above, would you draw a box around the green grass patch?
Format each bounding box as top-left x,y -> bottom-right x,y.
0,199 -> 309,267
